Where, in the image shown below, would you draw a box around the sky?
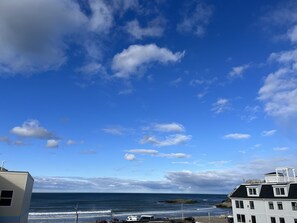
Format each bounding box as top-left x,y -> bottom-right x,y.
1,0 -> 297,194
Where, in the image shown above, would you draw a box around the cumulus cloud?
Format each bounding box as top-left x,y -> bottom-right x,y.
33,176 -> 176,193
46,139 -> 59,148
229,64 -> 250,78
0,0 -> 115,75
88,0 -> 113,33
125,18 -> 165,39
177,1 -> 213,37
124,153 -> 136,161
211,98 -> 230,114
166,170 -> 242,193
33,158 -> 296,193
0,0 -> 88,74
262,129 -> 277,137
258,68 -> 297,119
11,120 -> 54,139
223,133 -> 251,139
152,123 -> 185,133
140,134 -> 191,147
112,44 -> 185,78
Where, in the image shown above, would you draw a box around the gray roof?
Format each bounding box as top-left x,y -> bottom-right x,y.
230,183 -> 297,199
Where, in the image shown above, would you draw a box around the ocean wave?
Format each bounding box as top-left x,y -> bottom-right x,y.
29,207 -> 217,220
29,210 -> 112,220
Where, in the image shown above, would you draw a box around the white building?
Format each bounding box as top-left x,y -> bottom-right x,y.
230,168 -> 297,223
0,168 -> 34,223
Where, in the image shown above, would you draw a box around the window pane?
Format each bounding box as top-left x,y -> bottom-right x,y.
250,201 -> 254,209
293,202 -> 297,211
1,190 -> 13,198
0,199 -> 12,206
279,217 -> 285,223
242,215 -> 245,223
251,216 -> 256,223
271,217 -> 276,223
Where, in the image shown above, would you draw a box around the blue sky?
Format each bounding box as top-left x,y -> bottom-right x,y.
1,0 -> 297,194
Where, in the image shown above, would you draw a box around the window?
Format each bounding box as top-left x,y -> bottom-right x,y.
275,187 -> 285,195
0,190 -> 13,206
277,202 -> 283,210
249,188 -> 257,195
235,200 -> 244,208
237,214 -> 246,223
279,217 -> 285,223
250,201 -> 255,209
292,202 -> 297,211
270,217 -> 276,223
269,202 -> 274,210
240,200 -> 244,208
294,219 -> 297,223
251,215 -> 256,223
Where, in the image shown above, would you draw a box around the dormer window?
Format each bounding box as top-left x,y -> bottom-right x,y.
273,186 -> 288,197
247,186 -> 260,196
276,187 -> 285,195
249,188 -> 257,195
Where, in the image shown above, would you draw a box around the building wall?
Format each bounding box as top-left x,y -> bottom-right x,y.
0,172 -> 34,223
232,198 -> 297,223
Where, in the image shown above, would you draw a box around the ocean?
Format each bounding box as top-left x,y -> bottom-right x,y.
29,193 -> 230,223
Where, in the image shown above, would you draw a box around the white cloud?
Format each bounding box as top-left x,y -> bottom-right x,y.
262,129 -> 277,137
157,153 -> 191,159
166,169 -> 242,193
288,25 -> 297,43
46,139 -> 59,148
177,2 -> 213,37
88,0 -> 113,33
125,18 -> 164,39
152,123 -> 185,133
223,133 -> 251,139
140,134 -> 191,147
66,140 -> 76,145
273,147 -> 289,151
211,98 -> 230,114
126,149 -> 158,155
259,67 -> 297,118
112,44 -> 185,78
170,77 -> 182,86
77,62 -> 107,79
102,127 -> 125,135
124,153 -> 136,161
126,149 -> 190,159
11,120 -> 54,139
229,64 -> 250,78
